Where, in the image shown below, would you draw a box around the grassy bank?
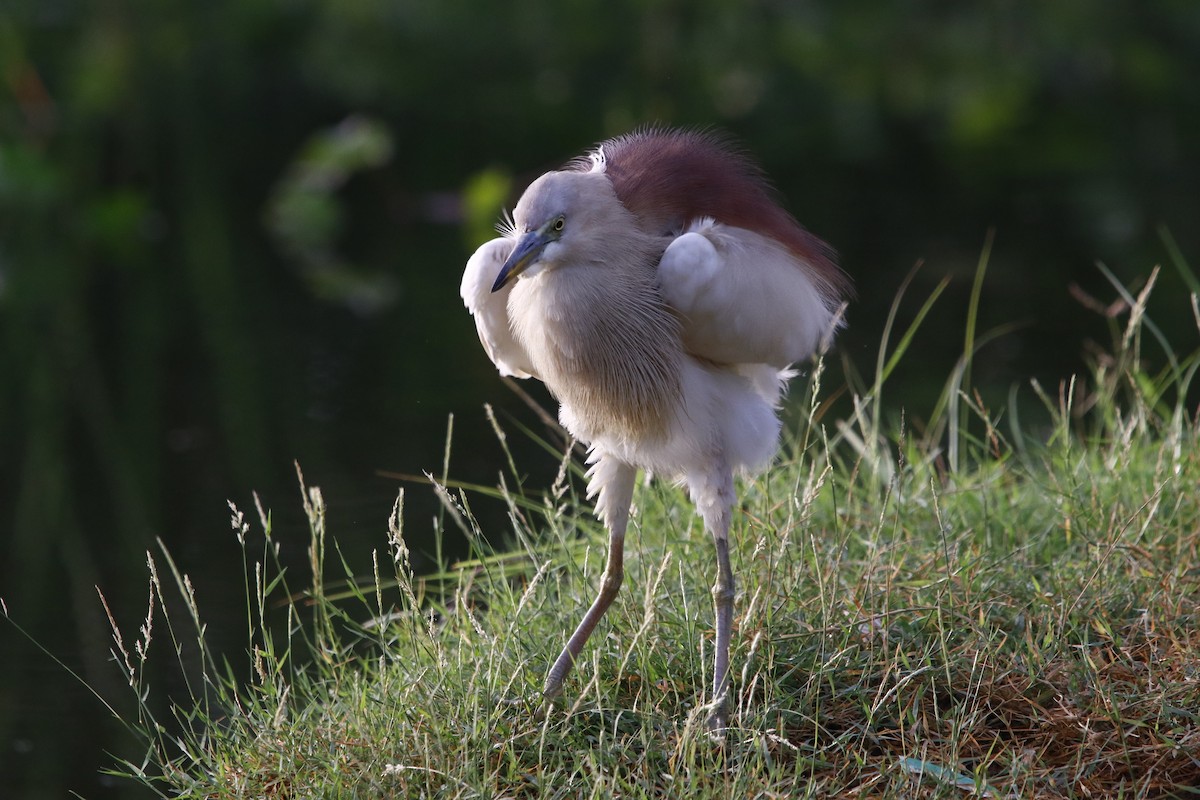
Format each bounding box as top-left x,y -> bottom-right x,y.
104,274 -> 1200,798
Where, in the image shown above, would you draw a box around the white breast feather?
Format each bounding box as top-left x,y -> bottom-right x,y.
460,238 -> 537,379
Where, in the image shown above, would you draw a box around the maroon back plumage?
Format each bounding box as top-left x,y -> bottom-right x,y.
572,128 -> 850,300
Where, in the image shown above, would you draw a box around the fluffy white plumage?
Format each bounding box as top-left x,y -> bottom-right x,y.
461,239 -> 536,379
460,214 -> 838,488
459,128 -> 847,729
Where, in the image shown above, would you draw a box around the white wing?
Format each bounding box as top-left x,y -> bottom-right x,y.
460,238 -> 538,379
657,219 -> 839,368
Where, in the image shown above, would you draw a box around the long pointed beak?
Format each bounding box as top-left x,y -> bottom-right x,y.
492,231 -> 550,292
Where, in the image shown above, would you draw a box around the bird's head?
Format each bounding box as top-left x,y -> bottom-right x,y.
491,171 -> 624,292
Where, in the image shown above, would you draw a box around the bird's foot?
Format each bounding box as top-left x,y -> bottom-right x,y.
542,679 -> 564,703
704,694 -> 730,738
533,680 -> 564,723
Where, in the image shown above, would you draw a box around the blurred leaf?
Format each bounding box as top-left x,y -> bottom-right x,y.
462,167 -> 512,247
84,189 -> 153,263
266,115 -> 397,315
0,143 -> 63,209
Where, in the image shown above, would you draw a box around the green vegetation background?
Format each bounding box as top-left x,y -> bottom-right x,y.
1,1 -> 1198,797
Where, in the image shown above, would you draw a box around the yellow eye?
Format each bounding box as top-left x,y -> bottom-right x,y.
552,217 -> 565,232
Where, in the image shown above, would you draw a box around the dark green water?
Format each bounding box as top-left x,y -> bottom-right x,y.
4,2 -> 1200,795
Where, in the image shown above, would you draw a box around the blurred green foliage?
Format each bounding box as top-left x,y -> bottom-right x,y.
266,114 -> 398,313
1,0 -> 1198,797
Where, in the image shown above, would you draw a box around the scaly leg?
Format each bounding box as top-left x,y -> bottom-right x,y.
542,459 -> 637,706
710,529 -> 735,730
690,461 -> 736,731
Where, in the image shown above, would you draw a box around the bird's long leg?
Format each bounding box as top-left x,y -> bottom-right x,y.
692,461 -> 736,731
542,460 -> 637,707
711,529 -> 734,729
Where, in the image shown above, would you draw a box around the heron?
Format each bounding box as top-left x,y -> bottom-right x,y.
460,127 -> 849,729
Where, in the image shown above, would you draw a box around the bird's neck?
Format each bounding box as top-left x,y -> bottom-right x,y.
510,257 -> 682,445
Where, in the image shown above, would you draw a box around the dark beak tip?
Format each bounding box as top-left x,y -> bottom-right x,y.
490,269 -> 510,293
491,230 -> 545,293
